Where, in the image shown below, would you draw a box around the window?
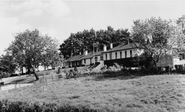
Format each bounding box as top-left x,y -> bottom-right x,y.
109,53 -> 112,60
130,50 -> 132,57
125,51 -> 127,58
105,54 -> 107,60
100,55 -> 103,60
115,52 -> 117,59
95,57 -> 98,62
179,53 -> 185,60
84,59 -> 86,64
120,52 -> 122,58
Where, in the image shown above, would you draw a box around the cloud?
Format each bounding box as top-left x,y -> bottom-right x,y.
0,16 -> 32,55
1,0 -> 70,18
0,0 -> 70,55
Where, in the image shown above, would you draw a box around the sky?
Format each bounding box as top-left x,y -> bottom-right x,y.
0,0 -> 185,55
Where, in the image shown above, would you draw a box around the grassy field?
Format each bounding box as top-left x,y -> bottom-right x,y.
0,72 -> 185,112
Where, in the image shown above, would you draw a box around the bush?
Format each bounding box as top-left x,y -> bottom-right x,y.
100,65 -> 107,71
0,100 -> 99,112
0,72 -> 10,79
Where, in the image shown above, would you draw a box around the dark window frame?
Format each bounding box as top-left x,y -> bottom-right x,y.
115,52 -> 117,59
95,56 -> 98,62
120,51 -> 122,59
125,51 -> 127,58
84,59 -> 86,64
130,50 -> 132,57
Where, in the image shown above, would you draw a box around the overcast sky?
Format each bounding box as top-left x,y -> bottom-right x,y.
0,0 -> 185,55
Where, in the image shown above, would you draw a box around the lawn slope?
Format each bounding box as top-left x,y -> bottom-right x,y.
0,74 -> 185,112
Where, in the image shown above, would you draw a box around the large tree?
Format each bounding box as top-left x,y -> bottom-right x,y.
40,35 -> 61,70
0,54 -> 17,74
59,26 -> 130,59
7,29 -> 60,80
174,15 -> 185,50
131,17 -> 174,69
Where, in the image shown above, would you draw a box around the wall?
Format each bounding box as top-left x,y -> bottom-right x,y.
103,49 -> 138,61
84,58 -> 91,65
173,57 -> 185,66
157,55 -> 173,67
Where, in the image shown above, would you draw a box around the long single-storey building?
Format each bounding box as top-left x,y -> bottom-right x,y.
65,42 -> 185,70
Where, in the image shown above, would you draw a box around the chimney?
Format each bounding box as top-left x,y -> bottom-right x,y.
128,39 -> 130,45
84,50 -> 88,55
110,43 -> 113,49
71,51 -> 73,56
103,45 -> 107,51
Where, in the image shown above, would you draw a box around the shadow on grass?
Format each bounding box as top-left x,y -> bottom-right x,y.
8,76 -> 37,84
25,79 -> 37,83
92,71 -> 143,81
9,79 -> 26,84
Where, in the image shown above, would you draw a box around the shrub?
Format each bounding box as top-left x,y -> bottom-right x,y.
114,63 -> 123,70
100,65 -> 107,71
0,72 -> 10,79
0,100 -> 100,112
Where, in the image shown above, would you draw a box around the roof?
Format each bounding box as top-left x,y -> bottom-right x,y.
66,55 -> 84,62
66,43 -> 139,62
67,51 -> 103,62
81,51 -> 103,60
104,43 -> 139,53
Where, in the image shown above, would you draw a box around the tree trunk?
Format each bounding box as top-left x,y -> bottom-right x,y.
27,67 -> 31,75
21,67 -> 23,75
32,67 -> 39,81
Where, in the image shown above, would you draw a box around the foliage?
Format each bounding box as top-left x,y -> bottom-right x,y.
6,29 -> 60,80
0,54 -> 16,74
59,26 -> 130,59
0,72 -> 10,79
131,17 -> 175,69
0,100 -> 99,112
40,36 -> 62,69
170,15 -> 185,52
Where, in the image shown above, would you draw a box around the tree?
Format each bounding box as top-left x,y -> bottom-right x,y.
6,29 -> 59,80
173,15 -> 185,51
0,54 -> 17,73
59,26 -> 130,59
177,15 -> 185,34
131,17 -> 174,69
40,36 -> 61,70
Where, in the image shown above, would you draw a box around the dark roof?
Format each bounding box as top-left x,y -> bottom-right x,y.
81,51 -> 103,60
66,43 -> 139,62
104,43 -> 139,53
67,55 -> 84,62
67,51 -> 103,62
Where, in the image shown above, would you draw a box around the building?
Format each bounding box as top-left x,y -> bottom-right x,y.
66,55 -> 84,67
65,42 -> 143,68
156,50 -> 185,70
65,42 -> 185,70
103,43 -> 143,67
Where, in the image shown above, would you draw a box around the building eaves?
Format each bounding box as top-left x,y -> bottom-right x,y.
103,43 -> 139,53
80,51 -> 103,60
67,55 -> 84,62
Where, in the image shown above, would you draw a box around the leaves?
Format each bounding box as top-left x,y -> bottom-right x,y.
6,29 -> 61,73
59,26 -> 130,59
131,17 -> 175,68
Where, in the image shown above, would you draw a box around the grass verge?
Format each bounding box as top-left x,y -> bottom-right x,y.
1,73 -> 185,112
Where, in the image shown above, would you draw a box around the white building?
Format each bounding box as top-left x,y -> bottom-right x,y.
65,42 -> 185,70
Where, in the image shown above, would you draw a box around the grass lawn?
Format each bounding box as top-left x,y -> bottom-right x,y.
0,72 -> 185,112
